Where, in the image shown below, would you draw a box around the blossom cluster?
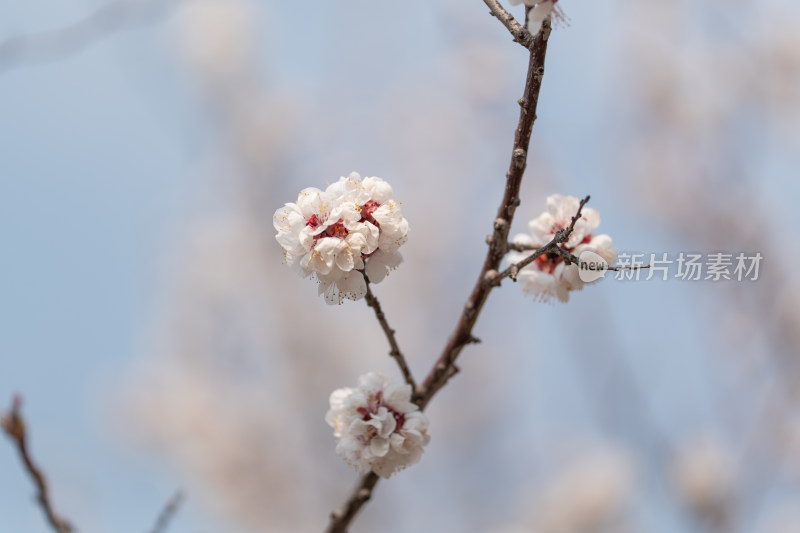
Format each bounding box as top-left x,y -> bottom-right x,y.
507,195 -> 617,303
325,372 -> 430,478
273,172 -> 408,305
508,0 -> 562,35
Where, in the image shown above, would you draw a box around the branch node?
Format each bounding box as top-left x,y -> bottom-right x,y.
495,196 -> 590,285
513,148 -> 526,168
493,218 -> 508,231
483,269 -> 500,287
1,397 -> 24,440
505,197 -> 522,218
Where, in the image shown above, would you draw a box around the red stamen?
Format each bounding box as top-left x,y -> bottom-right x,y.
324,221 -> 349,239
359,393 -> 407,432
309,217 -> 349,241
392,411 -> 405,432
535,251 -> 563,274
359,201 -> 381,226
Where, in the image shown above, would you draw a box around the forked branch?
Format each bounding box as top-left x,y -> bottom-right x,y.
414,19 -> 553,410
493,195 -> 590,284
482,0 -> 536,49
324,11 -> 554,533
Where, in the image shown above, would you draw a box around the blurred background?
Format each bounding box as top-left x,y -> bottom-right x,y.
2,0 -> 800,532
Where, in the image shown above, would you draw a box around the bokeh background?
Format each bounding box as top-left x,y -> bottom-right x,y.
2,0 -> 800,532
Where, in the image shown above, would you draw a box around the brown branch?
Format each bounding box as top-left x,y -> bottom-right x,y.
507,242 -> 654,271
324,14 -> 553,533
508,241 -> 567,252
604,264 -> 651,272
325,472 -> 380,533
496,217 -> 589,286
482,0 -> 535,48
506,237 -> 653,276
1,396 -> 74,533
361,271 -> 417,392
413,22 -> 552,409
149,491 -> 183,533
514,245 -> 652,273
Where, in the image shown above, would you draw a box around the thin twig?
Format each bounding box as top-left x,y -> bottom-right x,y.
1,396 -> 74,533
482,0 -> 535,49
360,271 -> 417,392
603,264 -> 651,272
325,473 -> 380,533
507,242 -> 653,272
507,241 -> 566,252
149,491 -> 184,533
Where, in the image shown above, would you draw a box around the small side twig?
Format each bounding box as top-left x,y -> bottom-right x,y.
1,395 -> 74,533
149,491 -> 184,533
507,241 -> 653,273
492,195 -> 591,284
605,264 -> 651,272
325,472 -> 380,533
482,0 -> 535,49
360,271 -> 417,392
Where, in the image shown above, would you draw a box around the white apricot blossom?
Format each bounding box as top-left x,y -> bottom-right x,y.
508,0 -> 563,36
273,173 -> 408,304
325,173 -> 409,283
325,372 -> 430,479
507,194 -> 617,303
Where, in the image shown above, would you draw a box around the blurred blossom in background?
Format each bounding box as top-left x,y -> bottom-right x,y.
2,0 -> 800,532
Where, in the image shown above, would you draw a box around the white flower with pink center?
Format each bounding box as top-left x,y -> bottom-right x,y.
507,194 -> 617,303
326,173 -> 409,284
508,0 -> 565,35
528,194 -> 600,248
325,372 -> 430,479
273,173 -> 409,305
